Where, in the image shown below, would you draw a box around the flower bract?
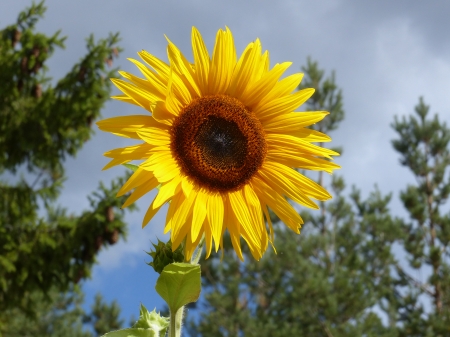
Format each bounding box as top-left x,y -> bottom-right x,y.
97,27 -> 340,261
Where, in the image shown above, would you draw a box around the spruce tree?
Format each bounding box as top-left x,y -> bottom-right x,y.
0,1 -> 131,333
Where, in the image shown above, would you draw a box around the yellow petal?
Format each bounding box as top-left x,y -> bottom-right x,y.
203,217 -> 213,258
153,162 -> 180,183
224,195 -> 244,261
267,161 -> 331,200
287,128 -> 332,142
122,176 -> 159,208
181,177 -> 195,198
166,36 -> 201,98
165,68 -> 186,115
153,176 -> 182,209
171,212 -> 192,250
191,27 -> 210,95
97,115 -> 161,139
207,193 -> 224,250
263,111 -> 329,132
164,190 -> 184,234
266,133 -> 339,159
266,151 -> 341,173
117,167 -> 154,196
255,73 -> 304,109
261,204 -> 275,245
184,223 -> 203,261
243,184 -> 268,252
171,190 -> 196,243
104,143 -> 152,159
118,70 -> 164,103
102,157 -> 131,171
140,150 -> 173,169
142,198 -> 164,228
208,27 -> 236,94
110,78 -> 153,110
138,50 -> 170,82
241,62 -> 292,108
137,127 -> 171,146
251,177 -> 303,233
255,88 -> 315,120
228,189 -> 260,249
111,94 -> 140,107
151,101 -> 175,125
127,58 -> 167,100
257,165 -> 319,209
226,39 -> 262,98
102,144 -> 153,171
191,189 -> 208,242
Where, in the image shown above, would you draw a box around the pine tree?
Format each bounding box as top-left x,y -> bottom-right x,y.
188,60 -> 400,336
0,1 -> 132,333
390,97 -> 450,336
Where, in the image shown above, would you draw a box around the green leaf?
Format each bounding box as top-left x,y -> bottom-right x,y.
155,263 -> 201,313
123,163 -> 139,172
101,304 -> 168,337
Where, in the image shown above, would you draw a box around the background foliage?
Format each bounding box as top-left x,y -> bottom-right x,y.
0,2 -> 131,335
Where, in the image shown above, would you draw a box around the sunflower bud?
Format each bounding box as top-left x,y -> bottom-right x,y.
147,239 -> 184,274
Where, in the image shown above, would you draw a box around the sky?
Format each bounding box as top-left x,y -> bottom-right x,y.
2,0 -> 450,326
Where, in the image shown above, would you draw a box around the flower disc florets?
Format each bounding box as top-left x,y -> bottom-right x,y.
170,94 -> 267,193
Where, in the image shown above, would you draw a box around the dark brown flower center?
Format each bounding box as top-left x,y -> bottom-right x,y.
170,94 -> 266,192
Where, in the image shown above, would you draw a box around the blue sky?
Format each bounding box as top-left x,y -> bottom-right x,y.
2,0 -> 450,325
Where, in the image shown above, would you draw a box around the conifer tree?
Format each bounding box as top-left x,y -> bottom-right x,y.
390,97 -> 450,336
0,1 -> 131,333
84,294 -> 124,336
188,60 -> 400,336
2,289 -> 124,337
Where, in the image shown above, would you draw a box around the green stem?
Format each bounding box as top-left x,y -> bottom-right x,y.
168,235 -> 204,337
169,307 -> 184,337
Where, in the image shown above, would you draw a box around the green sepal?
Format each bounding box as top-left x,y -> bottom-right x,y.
123,163 -> 139,172
155,263 -> 201,314
101,304 -> 168,337
147,239 -> 184,274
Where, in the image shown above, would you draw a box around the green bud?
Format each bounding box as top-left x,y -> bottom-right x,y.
147,239 -> 185,274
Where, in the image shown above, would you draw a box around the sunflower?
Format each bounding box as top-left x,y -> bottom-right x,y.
97,27 -> 340,261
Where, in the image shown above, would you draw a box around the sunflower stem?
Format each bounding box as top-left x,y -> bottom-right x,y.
169,306 -> 184,337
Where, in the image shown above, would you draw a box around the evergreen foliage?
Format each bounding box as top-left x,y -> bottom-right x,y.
0,1 -> 131,334
391,97 -> 450,336
83,294 -> 124,336
2,289 -> 123,337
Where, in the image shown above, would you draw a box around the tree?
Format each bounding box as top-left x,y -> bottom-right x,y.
390,97 -> 450,336
0,1 -> 132,333
84,294 -> 124,336
188,60 -> 401,336
2,289 -> 123,337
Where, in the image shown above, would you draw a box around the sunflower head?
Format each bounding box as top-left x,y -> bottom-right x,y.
97,27 -> 340,261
